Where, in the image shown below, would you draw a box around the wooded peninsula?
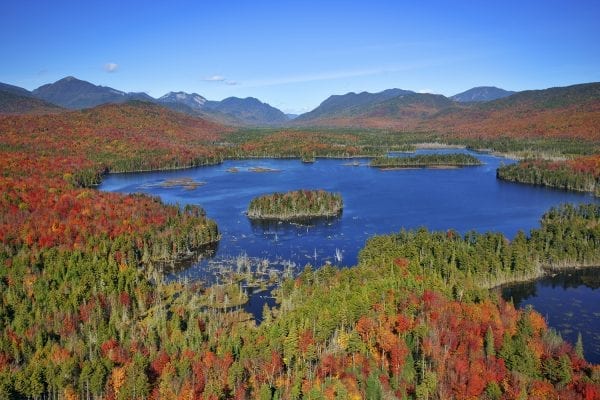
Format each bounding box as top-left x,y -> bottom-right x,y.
497,157 -> 600,196
370,153 -> 482,169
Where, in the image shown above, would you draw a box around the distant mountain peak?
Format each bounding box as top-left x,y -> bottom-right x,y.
203,96 -> 289,126
295,88 -> 415,122
158,91 -> 207,110
451,86 -> 515,102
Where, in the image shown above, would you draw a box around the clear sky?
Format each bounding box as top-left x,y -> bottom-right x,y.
1,0 -> 599,113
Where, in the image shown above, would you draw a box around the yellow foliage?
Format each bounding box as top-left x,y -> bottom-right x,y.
112,366 -> 126,397
336,330 -> 349,351
63,386 -> 78,400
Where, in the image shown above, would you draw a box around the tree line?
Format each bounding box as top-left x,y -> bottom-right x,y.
370,153 -> 482,168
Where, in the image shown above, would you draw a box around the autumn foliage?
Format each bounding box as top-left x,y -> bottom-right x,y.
0,101 -> 598,398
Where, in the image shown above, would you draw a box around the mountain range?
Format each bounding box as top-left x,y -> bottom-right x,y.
0,76 -> 519,124
290,83 -> 600,139
0,77 -> 598,138
0,76 -> 288,126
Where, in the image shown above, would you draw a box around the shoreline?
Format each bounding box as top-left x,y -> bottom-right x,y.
375,164 -> 474,170
98,142 -> 501,181
246,211 -> 342,221
488,262 -> 600,291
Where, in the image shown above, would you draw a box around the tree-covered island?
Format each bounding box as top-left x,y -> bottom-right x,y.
371,153 -> 482,169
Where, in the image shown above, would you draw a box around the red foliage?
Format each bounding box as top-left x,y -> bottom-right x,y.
0,353 -> 11,371
119,291 -> 131,308
59,313 -> 77,337
298,329 -> 316,355
101,338 -> 129,364
150,350 -> 171,378
0,103 -> 227,254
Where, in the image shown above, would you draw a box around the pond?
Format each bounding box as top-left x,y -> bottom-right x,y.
100,149 -> 599,349
502,267 -> 600,364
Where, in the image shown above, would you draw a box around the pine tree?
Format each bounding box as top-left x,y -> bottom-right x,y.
575,332 -> 584,359
485,326 -> 495,359
365,372 -> 383,400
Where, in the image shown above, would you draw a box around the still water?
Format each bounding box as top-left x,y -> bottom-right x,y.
100,149 -> 596,270
100,149 -> 599,358
502,268 -> 600,364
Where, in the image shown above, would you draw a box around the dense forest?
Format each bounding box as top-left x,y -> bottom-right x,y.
247,190 -> 343,220
0,102 -> 599,398
370,153 -> 482,169
497,156 -> 600,196
360,203 -> 600,293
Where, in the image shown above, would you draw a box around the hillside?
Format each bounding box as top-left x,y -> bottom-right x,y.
295,88 -> 414,122
0,101 -> 231,173
0,82 -> 33,97
294,83 -> 600,139
427,82 -> 600,139
451,86 -> 515,102
296,92 -> 456,129
0,90 -> 64,114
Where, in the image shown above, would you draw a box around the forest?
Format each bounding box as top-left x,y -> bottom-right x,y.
247,190 -> 343,220
497,156 -> 600,196
0,102 -> 599,398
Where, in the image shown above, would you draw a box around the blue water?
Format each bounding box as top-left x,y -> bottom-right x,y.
502,268 -> 600,364
99,149 -> 596,270
99,149 -> 600,352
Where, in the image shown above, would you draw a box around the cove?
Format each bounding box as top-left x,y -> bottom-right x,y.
501,267 -> 600,364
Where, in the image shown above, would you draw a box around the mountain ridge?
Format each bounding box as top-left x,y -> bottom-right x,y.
203,96 -> 289,126
295,88 -> 414,122
21,76 -> 289,125
1,78 -> 598,137
451,86 -> 515,102
0,90 -> 64,115
292,82 -> 600,139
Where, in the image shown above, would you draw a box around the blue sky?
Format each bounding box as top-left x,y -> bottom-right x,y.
1,1 -> 599,113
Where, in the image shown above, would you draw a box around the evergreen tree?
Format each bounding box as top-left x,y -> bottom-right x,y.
575,332 -> 585,359
485,326 -> 495,359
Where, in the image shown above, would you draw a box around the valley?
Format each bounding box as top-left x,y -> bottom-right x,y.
0,77 -> 599,399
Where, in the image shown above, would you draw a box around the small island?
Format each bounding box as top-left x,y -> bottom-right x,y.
301,153 -> 316,163
248,166 -> 281,173
139,177 -> 206,190
247,189 -> 343,220
370,153 -> 482,169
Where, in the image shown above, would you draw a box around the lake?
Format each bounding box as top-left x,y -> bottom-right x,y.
100,149 -> 600,358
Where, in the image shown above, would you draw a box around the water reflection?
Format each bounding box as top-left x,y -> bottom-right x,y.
155,241 -> 219,274
501,267 -> 600,364
248,214 -> 342,231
